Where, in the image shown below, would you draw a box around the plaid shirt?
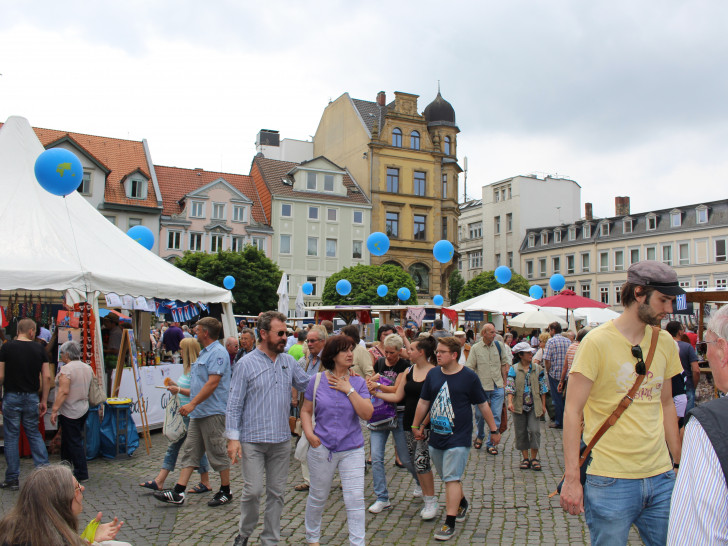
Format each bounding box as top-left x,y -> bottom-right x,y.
543,334 -> 572,379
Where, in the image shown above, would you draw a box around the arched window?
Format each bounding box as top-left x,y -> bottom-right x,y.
408,263 -> 430,293
410,131 -> 420,150
444,136 -> 451,155
392,128 -> 402,148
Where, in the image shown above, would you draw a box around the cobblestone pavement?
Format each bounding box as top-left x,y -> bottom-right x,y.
0,421 -> 645,545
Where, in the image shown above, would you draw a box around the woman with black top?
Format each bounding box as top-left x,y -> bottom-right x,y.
373,335 -> 439,520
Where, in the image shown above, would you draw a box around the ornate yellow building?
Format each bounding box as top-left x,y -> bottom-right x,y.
314,89 -> 461,302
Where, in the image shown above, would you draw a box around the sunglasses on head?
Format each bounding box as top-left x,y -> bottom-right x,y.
631,345 -> 646,375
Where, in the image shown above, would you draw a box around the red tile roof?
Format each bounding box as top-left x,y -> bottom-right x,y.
155,165 -> 269,225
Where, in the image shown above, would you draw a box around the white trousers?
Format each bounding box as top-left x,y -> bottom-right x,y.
305,444 -> 366,545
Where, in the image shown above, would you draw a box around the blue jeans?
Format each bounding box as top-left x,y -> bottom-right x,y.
162,416 -> 209,474
547,375 -> 564,426
370,411 -> 419,502
584,470 -> 676,545
685,387 -> 696,415
475,387 -> 504,447
3,392 -> 49,482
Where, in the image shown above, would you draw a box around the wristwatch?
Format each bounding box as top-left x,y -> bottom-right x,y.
490,429 -> 499,435
346,387 -> 355,397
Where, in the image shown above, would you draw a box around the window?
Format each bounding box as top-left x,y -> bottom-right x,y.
670,211 -> 681,227
717,278 -> 727,289
77,170 -> 91,194
553,256 -> 561,274
581,283 -> 591,299
468,222 -> 482,239
385,212 -> 399,237
623,219 -> 633,233
679,243 -> 690,266
502,189 -> 507,201
662,245 -> 673,266
507,252 -> 513,268
566,255 -> 575,274
647,214 -> 657,231
386,168 -> 399,193
233,206 -> 246,222
280,234 -> 291,254
614,250 -> 624,271
615,286 -> 621,304
353,210 -> 363,224
441,217 -> 447,239
494,216 -> 501,235
566,284 -> 576,292
252,238 -> 265,252
581,253 -> 590,273
326,239 -> 337,257
307,172 -> 317,190
308,206 -> 319,220
697,279 -> 709,289
392,128 -> 402,147
716,239 -> 727,262
506,213 -> 513,233
444,136 -> 451,155
583,224 -> 592,239
568,226 -> 576,241
600,223 -> 610,236
410,131 -> 420,150
630,248 -> 640,264
600,251 -> 609,272
494,189 -> 500,203
413,171 -> 426,196
539,258 -> 547,278
167,230 -> 181,250
128,179 -> 146,199
528,234 -> 535,248
103,215 -> 116,225
469,251 -> 482,269
526,260 -> 534,279
323,174 -> 334,192
189,233 -> 202,251
541,232 -> 548,245
210,234 -> 223,252
190,202 -> 204,218
441,174 -> 447,198
413,215 -> 426,240
231,236 -> 244,252
554,230 -> 561,243
281,203 -> 292,217
307,237 -> 318,256
212,203 -> 225,220
128,218 -> 142,229
697,206 -> 708,224
508,186 -> 512,199
306,276 -> 317,296
353,240 -> 362,259
327,208 -> 337,221
600,286 -> 609,305
646,246 -> 656,261
679,280 -> 691,289
495,254 -> 501,267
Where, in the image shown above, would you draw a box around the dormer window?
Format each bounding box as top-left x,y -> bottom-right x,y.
696,205 -> 708,224
583,224 -> 592,239
568,226 -> 576,241
307,172 -> 317,190
554,230 -> 561,243
646,214 -> 657,231
600,223 -> 610,236
190,201 -> 204,218
623,218 -> 633,233
127,178 -> 147,199
528,233 -> 535,248
540,232 -> 548,245
323,174 -> 334,192
392,128 -> 402,148
670,210 -> 682,228
233,206 -> 247,223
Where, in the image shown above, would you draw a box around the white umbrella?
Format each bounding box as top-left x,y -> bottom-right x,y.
575,307 -> 620,325
277,273 -> 289,318
295,284 -> 305,318
509,309 -> 568,329
449,287 -> 535,314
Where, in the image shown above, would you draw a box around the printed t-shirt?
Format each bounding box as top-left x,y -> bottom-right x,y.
419,366 -> 486,450
0,340 -> 47,393
569,320 -> 682,479
190,341 -> 231,418
375,357 -> 410,411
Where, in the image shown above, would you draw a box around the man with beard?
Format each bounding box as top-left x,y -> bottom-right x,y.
560,261 -> 683,545
226,311 -> 313,546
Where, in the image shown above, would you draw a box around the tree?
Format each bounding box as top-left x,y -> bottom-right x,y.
448,269 -> 465,304
321,264 -> 418,305
458,270 -> 531,302
174,246 -> 283,315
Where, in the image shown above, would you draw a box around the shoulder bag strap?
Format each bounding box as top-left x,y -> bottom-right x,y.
311,372 -> 323,426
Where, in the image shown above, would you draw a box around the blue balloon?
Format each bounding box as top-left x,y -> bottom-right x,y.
433,294 -> 444,306
126,225 -> 155,250
302,282 -> 313,295
494,266 -> 512,285
223,275 -> 236,290
367,232 -> 390,257
397,287 -> 411,301
433,240 -> 454,264
529,285 -> 544,299
336,279 -> 352,296
377,284 -> 388,297
34,148 -> 84,196
550,274 -> 566,292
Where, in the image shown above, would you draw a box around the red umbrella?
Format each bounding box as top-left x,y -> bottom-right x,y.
527,289 -> 610,310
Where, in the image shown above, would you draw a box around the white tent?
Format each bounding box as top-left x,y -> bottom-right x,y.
509,309 -> 568,329
574,306 -> 620,326
449,287 -> 536,314
0,116 -> 236,339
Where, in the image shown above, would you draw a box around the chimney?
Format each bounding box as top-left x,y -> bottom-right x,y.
585,203 -> 593,221
615,196 -> 630,216
376,91 -> 386,106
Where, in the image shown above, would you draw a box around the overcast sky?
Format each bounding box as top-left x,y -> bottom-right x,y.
2,1 -> 726,219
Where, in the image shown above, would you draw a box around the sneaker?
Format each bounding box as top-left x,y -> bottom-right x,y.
0,480 -> 19,491
434,523 -> 455,541
208,490 -> 233,507
456,502 -> 468,522
153,489 -> 185,505
233,534 -> 248,545
368,500 -> 392,514
412,485 -> 423,498
421,497 -> 439,520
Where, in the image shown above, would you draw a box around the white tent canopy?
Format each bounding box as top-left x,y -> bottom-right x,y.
509,309 -> 568,329
574,307 -> 620,326
449,287 -> 536,314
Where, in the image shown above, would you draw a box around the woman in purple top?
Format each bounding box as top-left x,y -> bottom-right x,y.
301,335 -> 373,546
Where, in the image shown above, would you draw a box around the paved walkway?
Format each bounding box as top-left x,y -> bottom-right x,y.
0,421 -> 644,545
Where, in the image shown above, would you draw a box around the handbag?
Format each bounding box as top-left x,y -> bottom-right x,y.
163,393 -> 187,443
551,326 -> 660,497
88,372 -> 106,407
367,375 -> 397,431
294,372 -> 323,462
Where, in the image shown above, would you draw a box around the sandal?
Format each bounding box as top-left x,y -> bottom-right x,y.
531,459 -> 542,471
486,446 -> 499,456
519,459 -> 531,470
294,483 -> 310,491
188,482 -> 211,494
139,480 -> 160,490
473,439 -> 483,449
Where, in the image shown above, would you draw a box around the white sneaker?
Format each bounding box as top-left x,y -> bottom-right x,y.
421,496 -> 438,520
412,485 -> 423,498
368,500 -> 392,514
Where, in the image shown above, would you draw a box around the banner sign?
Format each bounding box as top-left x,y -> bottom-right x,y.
464,311 -> 485,321
111,364 -> 183,428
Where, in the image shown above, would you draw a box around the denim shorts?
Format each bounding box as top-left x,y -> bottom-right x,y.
428,445 -> 470,482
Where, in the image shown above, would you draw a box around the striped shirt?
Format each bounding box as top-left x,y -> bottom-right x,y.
225,347 -> 312,443
667,418 -> 728,544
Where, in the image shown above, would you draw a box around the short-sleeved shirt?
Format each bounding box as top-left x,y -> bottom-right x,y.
56,360 -> 92,419
420,366 -> 486,450
305,373 -> 370,453
0,340 -> 47,393
569,321 -> 682,479
677,340 -> 699,390
543,334 -> 571,379
162,326 -> 184,353
189,341 -> 231,418
375,357 -> 410,412
177,373 -> 192,406
288,343 -> 305,361
564,342 -> 580,376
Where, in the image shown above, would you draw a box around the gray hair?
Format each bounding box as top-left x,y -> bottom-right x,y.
239,327 -> 255,338
383,333 -> 403,351
707,305 -> 728,343
576,327 -> 592,343
59,340 -> 82,361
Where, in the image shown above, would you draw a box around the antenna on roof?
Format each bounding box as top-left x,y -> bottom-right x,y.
463,156 -> 468,203
437,80 -> 441,94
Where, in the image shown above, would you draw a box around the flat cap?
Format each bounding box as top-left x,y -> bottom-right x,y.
626,260 -> 685,296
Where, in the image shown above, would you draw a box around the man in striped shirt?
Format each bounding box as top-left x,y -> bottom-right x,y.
227,311 -> 313,546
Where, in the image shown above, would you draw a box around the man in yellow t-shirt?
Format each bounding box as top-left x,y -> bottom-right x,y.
560,261 -> 683,546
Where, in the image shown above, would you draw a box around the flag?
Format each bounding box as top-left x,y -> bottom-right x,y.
0,306 -> 7,328
295,284 -> 305,318
277,273 -> 289,318
676,294 -> 687,312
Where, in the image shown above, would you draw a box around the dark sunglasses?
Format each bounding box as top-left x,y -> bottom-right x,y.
696,340 -> 717,356
631,345 -> 646,375
264,329 -> 287,337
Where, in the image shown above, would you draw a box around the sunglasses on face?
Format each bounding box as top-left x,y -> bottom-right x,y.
631,345 -> 646,375
696,340 -> 718,356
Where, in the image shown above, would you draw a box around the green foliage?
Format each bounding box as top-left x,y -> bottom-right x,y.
458,270 -> 531,302
321,264 -> 418,305
174,246 -> 282,315
448,269 -> 465,304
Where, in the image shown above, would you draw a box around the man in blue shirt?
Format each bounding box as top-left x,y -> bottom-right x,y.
154,317 -> 232,507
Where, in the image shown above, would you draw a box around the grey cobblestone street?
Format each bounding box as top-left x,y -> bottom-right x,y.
0,421 -> 644,545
